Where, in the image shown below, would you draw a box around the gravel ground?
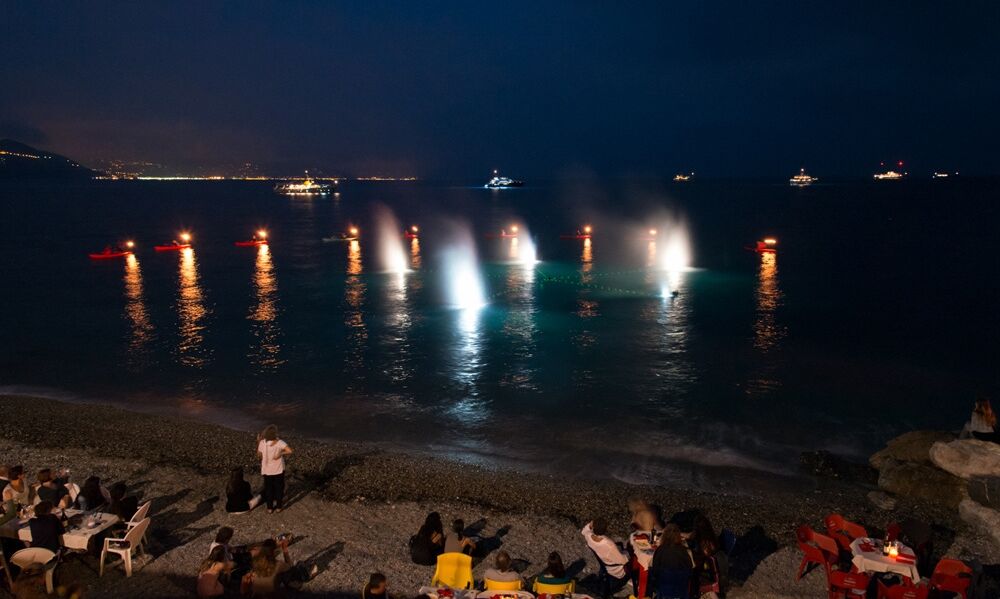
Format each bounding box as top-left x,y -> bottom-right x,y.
0,394 -> 995,598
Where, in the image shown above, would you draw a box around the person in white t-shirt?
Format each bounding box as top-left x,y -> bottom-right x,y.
257,425 -> 293,513
582,518 -> 631,595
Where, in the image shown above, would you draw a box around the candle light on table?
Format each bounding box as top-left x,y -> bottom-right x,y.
888,543 -> 899,558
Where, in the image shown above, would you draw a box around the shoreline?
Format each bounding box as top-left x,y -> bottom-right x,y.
0,394 -> 981,597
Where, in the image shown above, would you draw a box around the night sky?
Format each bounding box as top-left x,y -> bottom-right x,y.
3,2 -> 998,178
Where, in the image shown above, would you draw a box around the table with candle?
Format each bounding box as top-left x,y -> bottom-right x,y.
849,537 -> 920,582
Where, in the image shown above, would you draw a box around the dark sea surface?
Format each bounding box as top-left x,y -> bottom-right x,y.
1,178 -> 997,489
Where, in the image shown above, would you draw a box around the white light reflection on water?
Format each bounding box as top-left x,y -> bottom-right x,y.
176,248 -> 209,368
123,254 -> 154,361
249,244 -> 283,370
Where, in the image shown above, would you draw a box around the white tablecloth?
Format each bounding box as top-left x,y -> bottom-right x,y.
849,538 -> 920,582
4,510 -> 121,551
417,586 -> 479,599
475,591 -> 535,599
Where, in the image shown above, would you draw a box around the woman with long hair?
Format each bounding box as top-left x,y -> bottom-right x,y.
226,467 -> 262,514
536,551 -> 571,585
244,537 -> 318,597
76,476 -> 110,511
257,425 -> 292,514
197,545 -> 230,598
408,511 -> 445,565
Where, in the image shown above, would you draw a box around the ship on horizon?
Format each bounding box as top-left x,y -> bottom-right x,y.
874,161 -> 906,181
673,172 -> 694,182
275,171 -> 335,195
484,170 -> 524,188
789,168 -> 818,186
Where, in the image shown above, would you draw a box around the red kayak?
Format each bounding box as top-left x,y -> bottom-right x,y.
235,240 -> 268,247
746,239 -> 778,253
404,232 -> 418,239
485,233 -> 519,239
89,250 -> 132,260
154,243 -> 191,251
559,234 -> 591,240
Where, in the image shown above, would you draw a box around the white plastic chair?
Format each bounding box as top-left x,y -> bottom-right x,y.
99,517 -> 150,577
65,483 -> 80,505
126,500 -> 151,550
10,547 -> 57,594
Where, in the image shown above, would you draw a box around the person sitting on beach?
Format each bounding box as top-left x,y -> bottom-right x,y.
964,396 -> 998,442
484,550 -> 521,584
226,467 -> 262,514
198,545 -> 232,598
0,465 -> 10,496
443,518 -> 476,555
582,518 -> 630,591
108,481 -> 139,521
651,524 -> 694,598
2,466 -> 35,506
27,501 -> 63,553
362,572 -> 388,599
210,525 -> 259,572
243,537 -> 318,597
536,551 -> 572,586
34,469 -> 72,509
76,476 -> 110,511
257,425 -> 293,514
409,512 -> 445,565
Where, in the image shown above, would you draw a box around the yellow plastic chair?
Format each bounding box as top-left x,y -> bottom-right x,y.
533,579 -> 575,595
431,552 -> 474,590
485,578 -> 523,591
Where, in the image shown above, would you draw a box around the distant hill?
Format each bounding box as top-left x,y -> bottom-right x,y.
0,139 -> 99,179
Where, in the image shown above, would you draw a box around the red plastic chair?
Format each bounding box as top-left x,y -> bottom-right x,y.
824,513 -> 868,552
828,570 -> 870,599
796,525 -> 838,581
876,579 -> 929,599
930,558 -> 972,599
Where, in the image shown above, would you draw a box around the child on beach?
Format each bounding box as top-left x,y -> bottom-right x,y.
257,425 -> 293,514
363,572 -> 388,599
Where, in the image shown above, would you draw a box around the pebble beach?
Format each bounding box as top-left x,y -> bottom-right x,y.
1,394 -> 996,598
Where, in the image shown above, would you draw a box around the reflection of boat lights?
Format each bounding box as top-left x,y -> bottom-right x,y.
348,240 -> 362,275
410,238 -> 421,269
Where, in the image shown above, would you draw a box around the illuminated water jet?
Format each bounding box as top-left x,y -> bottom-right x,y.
441,226 -> 486,325
374,205 -> 409,274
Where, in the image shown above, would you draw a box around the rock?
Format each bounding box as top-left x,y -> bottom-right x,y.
870,430 -> 956,470
959,499 -> 1000,547
867,490 -> 897,511
967,476 -> 1000,510
876,458 -> 967,508
929,439 -> 1000,479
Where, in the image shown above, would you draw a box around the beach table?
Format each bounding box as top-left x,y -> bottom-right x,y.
418,586 -> 479,599
475,591 -> 535,599
849,537 -> 920,582
628,530 -> 657,598
1,510 -> 120,551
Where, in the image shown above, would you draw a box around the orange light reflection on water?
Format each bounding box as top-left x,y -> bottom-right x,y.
409,237 -> 422,270
177,247 -> 209,368
753,251 -> 785,351
123,254 -> 153,355
249,244 -> 283,369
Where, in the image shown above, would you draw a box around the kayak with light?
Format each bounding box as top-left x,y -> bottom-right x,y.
745,238 -> 778,253
559,233 -> 591,240
235,240 -> 268,247
89,250 -> 132,259
154,243 -> 191,251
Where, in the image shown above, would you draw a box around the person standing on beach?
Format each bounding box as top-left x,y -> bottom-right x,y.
257,425 -> 292,514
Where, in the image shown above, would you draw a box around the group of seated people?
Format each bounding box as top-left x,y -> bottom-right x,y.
407,500 -> 730,599
197,525 -> 319,598
1,464 -> 139,523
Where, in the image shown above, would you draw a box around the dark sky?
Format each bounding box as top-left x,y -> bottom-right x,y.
3,2 -> 999,177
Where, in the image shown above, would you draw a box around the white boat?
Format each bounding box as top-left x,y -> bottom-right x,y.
873,170 -> 904,181
484,170 -> 523,188
275,171 -> 335,195
789,168 -> 818,186
673,173 -> 693,182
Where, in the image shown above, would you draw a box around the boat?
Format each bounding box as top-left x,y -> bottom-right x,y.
485,225 -> 519,239
559,225 -> 592,240
673,173 -> 693,182
641,228 -> 658,241
746,238 -> 778,253
873,170 -> 904,180
484,170 -> 524,188
235,230 -> 269,247
323,227 -> 359,242
789,168 -> 818,186
89,243 -> 134,260
404,225 -> 419,239
933,172 -> 955,179
156,233 -> 192,251
275,171 -> 335,195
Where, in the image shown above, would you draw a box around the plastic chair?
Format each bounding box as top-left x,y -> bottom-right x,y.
431,552 -> 474,590
699,555 -> 721,595
824,514 -> 868,552
652,567 -> 690,599
930,558 -> 972,599
485,578 -> 523,591
876,579 -> 929,599
796,525 -> 838,581
10,547 -> 57,594
533,579 -> 575,595
99,517 -> 150,577
0,550 -> 12,592
126,500 -> 152,550
828,570 -> 870,599
65,483 -> 80,505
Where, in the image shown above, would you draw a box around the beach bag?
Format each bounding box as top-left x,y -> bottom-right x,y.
240,571 -> 255,597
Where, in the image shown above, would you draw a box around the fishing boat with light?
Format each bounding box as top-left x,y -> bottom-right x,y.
486,225 -> 519,239
275,171 -> 334,195
155,233 -> 192,251
789,168 -> 818,186
641,228 -> 658,241
559,225 -> 592,240
673,173 -> 693,182
235,230 -> 269,247
746,238 -> 778,253
484,170 -> 523,188
89,241 -> 135,260
404,225 -> 419,239
323,227 -> 359,242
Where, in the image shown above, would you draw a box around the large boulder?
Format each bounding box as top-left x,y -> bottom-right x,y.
929,439 -> 1000,480
870,431 -> 956,470
959,499 -> 1000,547
876,458 -> 967,508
